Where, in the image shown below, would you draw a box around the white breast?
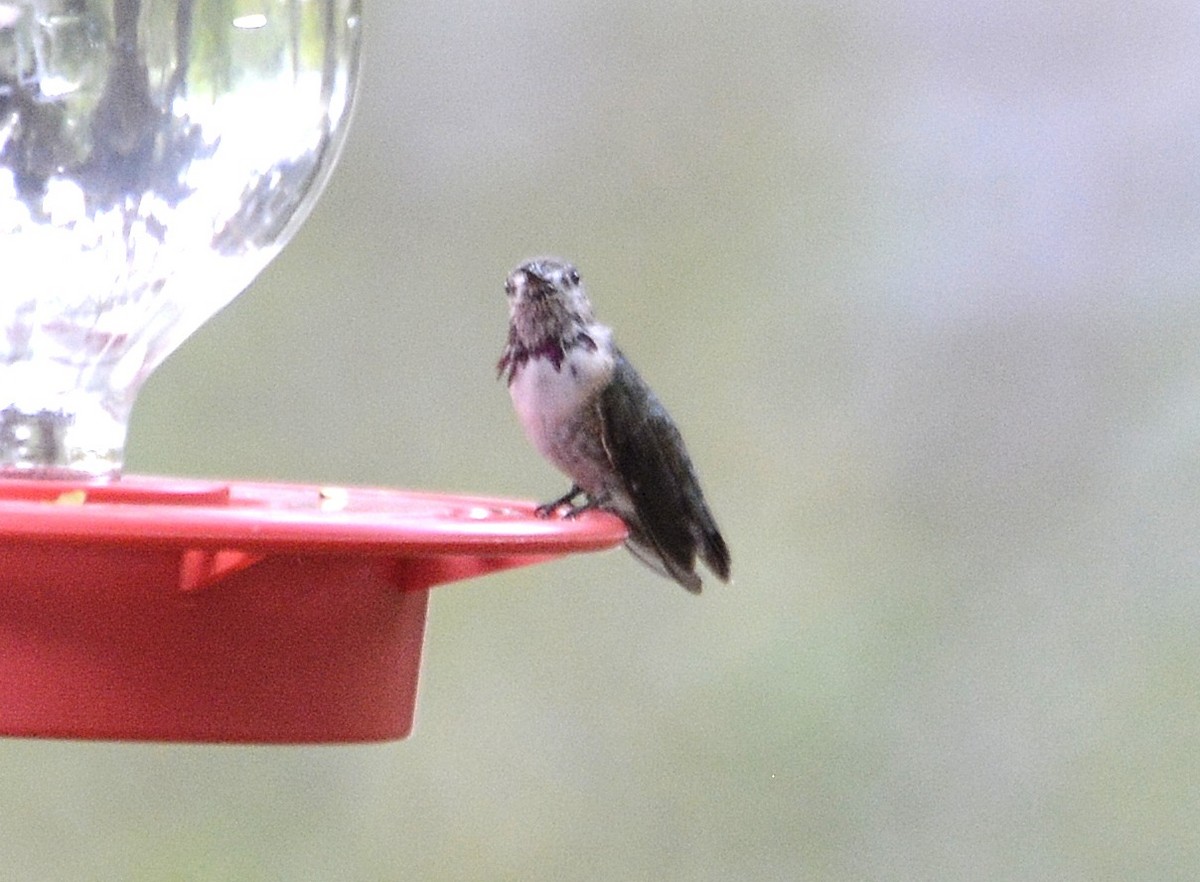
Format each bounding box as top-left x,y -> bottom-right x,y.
509,340 -> 614,461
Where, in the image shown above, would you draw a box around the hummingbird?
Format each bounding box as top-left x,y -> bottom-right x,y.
498,258 -> 731,593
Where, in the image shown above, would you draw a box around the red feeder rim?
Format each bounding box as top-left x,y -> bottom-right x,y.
0,475 -> 626,743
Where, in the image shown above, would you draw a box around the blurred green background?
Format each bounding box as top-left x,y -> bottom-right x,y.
5,1 -> 1200,879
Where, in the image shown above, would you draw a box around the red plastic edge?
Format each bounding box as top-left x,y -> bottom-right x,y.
0,475 -> 627,554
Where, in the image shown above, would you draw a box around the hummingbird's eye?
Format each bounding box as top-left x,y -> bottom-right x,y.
565,268 -> 580,286
504,279 -> 515,296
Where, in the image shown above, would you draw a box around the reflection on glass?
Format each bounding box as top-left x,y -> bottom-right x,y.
0,0 -> 361,477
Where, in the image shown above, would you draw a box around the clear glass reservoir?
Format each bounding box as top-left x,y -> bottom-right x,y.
0,0 -> 361,477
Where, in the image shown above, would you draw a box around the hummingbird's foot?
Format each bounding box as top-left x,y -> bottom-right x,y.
535,485 -> 584,518
562,492 -> 611,520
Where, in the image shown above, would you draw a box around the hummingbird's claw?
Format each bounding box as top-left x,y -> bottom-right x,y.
562,493 -> 609,520
535,485 -> 584,518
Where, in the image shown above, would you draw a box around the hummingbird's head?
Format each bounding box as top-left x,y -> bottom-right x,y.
505,258 -> 596,347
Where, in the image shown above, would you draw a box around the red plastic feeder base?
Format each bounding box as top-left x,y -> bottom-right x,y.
0,476 -> 625,744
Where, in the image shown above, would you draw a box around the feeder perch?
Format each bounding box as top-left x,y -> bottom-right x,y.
0,0 -> 624,742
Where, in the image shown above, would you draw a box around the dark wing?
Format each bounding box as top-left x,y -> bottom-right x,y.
598,351 -> 731,592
